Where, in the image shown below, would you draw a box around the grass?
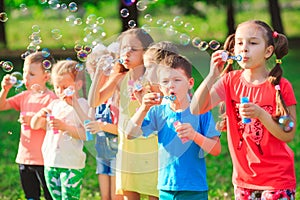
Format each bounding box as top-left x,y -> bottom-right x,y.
0,0 -> 300,199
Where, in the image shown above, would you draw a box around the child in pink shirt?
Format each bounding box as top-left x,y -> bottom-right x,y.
0,51 -> 56,200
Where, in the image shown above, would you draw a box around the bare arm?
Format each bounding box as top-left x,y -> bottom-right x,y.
190,50 -> 226,115
31,107 -> 50,130
125,92 -> 161,139
0,75 -> 13,111
88,67 -> 109,107
85,120 -> 118,135
175,123 -> 221,156
241,103 -> 296,142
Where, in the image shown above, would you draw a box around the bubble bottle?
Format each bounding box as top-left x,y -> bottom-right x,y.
83,119 -> 94,141
46,114 -> 59,134
240,97 -> 251,124
20,112 -> 30,131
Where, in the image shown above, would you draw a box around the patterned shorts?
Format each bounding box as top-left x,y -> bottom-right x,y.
234,186 -> 296,200
44,167 -> 84,200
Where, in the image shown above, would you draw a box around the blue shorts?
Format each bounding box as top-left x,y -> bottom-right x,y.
159,190 -> 208,200
96,157 -> 116,176
95,134 -> 118,176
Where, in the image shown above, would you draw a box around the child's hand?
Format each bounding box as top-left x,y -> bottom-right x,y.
141,92 -> 161,111
19,112 -> 33,126
239,102 -> 262,120
1,74 -> 13,91
47,117 -> 66,132
37,108 -> 51,118
210,50 -> 227,77
174,122 -> 196,142
84,120 -> 102,134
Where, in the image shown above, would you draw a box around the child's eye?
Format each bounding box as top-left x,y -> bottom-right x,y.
175,79 -> 181,82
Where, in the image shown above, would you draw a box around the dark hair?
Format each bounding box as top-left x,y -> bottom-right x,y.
116,28 -> 154,72
159,54 -> 192,78
219,20 -> 290,131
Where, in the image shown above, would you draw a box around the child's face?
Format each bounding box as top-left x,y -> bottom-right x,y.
23,62 -> 48,90
52,73 -> 77,100
120,34 -> 144,70
234,23 -> 273,70
158,67 -> 193,102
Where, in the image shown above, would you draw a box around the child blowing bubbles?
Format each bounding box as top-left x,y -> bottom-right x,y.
0,51 -> 56,200
31,60 -> 90,200
190,20 -> 296,199
126,54 -> 221,200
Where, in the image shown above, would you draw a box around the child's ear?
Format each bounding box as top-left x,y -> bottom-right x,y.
75,80 -> 83,90
265,45 -> 274,59
188,77 -> 194,89
44,71 -> 51,81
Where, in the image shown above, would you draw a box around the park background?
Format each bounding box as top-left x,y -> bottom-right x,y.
0,0 -> 299,199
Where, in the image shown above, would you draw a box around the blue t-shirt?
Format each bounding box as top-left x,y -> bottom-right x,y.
141,104 -> 220,191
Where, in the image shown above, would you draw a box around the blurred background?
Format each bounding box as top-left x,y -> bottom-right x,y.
0,0 -> 299,199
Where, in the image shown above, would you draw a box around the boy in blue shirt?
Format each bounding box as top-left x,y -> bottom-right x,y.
125,54 -> 221,200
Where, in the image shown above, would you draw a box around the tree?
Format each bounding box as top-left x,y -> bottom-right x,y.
226,0 -> 236,36
268,0 -> 284,33
0,0 -> 7,48
119,0 -> 138,32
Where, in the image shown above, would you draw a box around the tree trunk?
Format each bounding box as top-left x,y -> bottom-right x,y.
119,0 -> 139,32
226,0 -> 235,36
268,0 -> 284,33
0,0 -> 7,48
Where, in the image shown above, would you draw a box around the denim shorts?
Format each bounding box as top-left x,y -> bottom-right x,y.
95,135 -> 117,176
96,156 -> 116,176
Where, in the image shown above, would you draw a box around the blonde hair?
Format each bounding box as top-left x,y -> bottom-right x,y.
24,51 -> 55,72
145,41 -> 179,64
51,60 -> 87,98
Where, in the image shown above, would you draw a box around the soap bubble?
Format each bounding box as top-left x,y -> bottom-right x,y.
2,61 -> 14,72
0,12 -> 8,22
144,14 -> 152,22
75,63 -> 84,71
120,8 -> 129,18
42,60 -> 52,70
42,48 -> 51,58
209,40 -> 221,50
136,0 -> 147,11
198,41 -> 209,51
51,29 -> 62,40
173,16 -> 183,26
10,72 -> 23,88
179,34 -> 190,46
77,50 -> 88,62
69,2 -> 78,12
192,37 -> 201,47
128,20 -> 137,28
